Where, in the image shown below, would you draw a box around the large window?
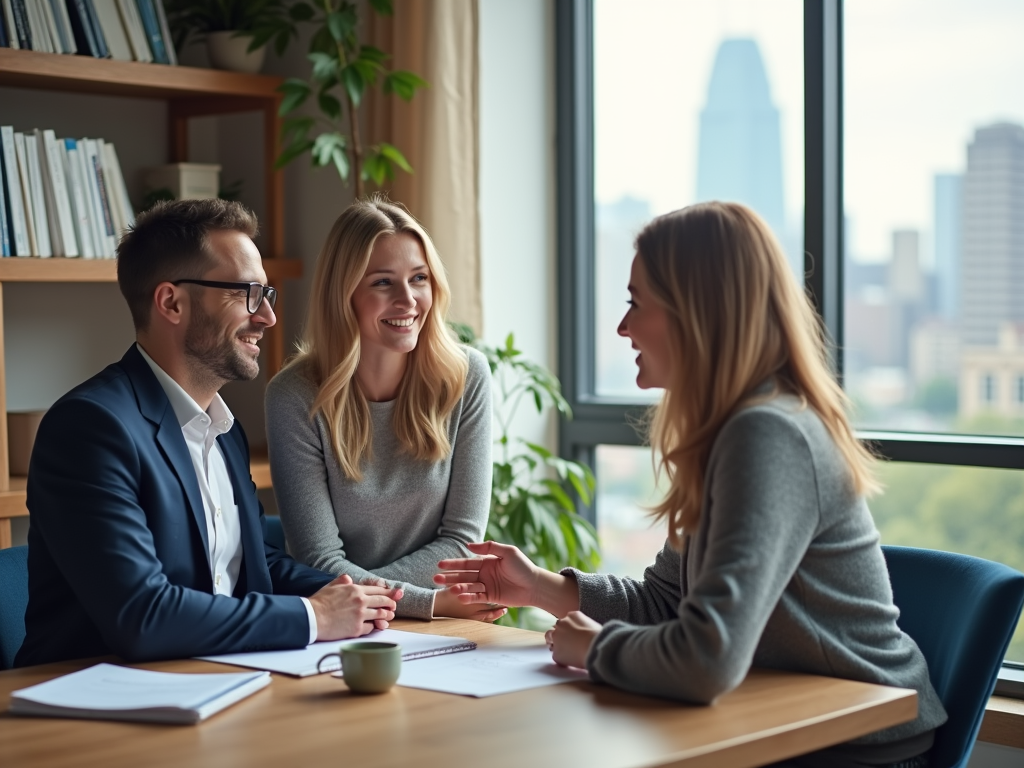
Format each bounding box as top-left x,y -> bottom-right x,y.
556,0 -> 1023,666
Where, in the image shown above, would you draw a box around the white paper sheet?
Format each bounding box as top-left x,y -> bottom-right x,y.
385,644 -> 590,697
197,629 -> 475,677
9,663 -> 270,724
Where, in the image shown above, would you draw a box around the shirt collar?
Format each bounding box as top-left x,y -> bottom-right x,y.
136,343 -> 235,433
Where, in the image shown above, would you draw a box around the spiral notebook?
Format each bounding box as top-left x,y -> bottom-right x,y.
197,629 -> 476,677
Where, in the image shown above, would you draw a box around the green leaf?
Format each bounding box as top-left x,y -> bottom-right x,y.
539,480 -> 574,512
326,9 -> 355,42
342,65 -> 366,108
308,52 -> 339,83
330,146 -> 350,181
377,142 -> 413,173
277,79 -> 311,116
275,138 -> 314,169
317,90 -> 342,120
282,116 -> 315,142
368,0 -> 393,15
359,44 -> 389,65
312,132 -> 347,167
309,25 -> 334,55
383,70 -> 429,101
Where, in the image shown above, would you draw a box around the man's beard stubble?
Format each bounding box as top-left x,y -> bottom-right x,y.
184,301 -> 261,388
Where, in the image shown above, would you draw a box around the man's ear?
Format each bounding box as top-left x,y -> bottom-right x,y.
152,283 -> 187,327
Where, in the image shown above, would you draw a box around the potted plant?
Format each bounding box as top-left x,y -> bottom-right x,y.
164,0 -> 301,74
271,0 -> 428,194
454,325 -> 602,628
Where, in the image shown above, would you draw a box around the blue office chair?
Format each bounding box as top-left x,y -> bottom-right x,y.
0,545 -> 29,671
264,515 -> 286,552
882,545 -> 1024,768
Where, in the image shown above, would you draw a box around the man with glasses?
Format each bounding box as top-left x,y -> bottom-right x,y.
16,199 -> 403,667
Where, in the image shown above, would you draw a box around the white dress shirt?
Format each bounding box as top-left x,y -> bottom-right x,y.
137,345 -> 318,643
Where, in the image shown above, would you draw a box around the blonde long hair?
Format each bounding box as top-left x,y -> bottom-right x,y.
291,196 -> 468,481
639,202 -> 878,549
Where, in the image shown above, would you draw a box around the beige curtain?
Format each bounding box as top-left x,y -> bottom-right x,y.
369,0 -> 482,334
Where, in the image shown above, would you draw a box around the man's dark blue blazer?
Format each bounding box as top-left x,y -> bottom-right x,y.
15,345 -> 334,667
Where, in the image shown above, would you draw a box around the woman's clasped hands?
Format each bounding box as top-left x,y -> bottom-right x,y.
435,540 -> 599,669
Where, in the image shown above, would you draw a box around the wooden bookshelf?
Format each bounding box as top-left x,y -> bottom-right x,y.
0,49 -> 299,544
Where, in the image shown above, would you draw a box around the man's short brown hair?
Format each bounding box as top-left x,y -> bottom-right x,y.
116,199 -> 259,331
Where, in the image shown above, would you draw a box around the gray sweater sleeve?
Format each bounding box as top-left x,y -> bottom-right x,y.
265,351 -> 491,620
581,408 -> 820,704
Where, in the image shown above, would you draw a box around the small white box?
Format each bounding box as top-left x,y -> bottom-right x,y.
145,163 -> 221,200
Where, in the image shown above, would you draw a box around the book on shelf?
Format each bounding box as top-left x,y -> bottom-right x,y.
1,2 -> 16,49
64,0 -> 99,57
7,1 -> 31,50
1,127 -> 30,256
115,0 -> 148,62
0,126 -> 131,259
51,0 -> 76,53
22,133 -> 52,257
133,0 -> 165,64
152,0 -> 173,65
9,663 -> 271,724
0,5 -> 8,47
91,0 -> 129,60
62,138 -> 95,258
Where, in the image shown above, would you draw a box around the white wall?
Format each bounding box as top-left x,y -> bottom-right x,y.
479,0 -> 558,453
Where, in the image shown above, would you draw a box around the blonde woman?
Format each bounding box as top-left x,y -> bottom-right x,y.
436,203 -> 946,767
266,197 -> 502,622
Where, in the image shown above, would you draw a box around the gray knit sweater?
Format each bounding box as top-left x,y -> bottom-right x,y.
265,347 -> 491,619
567,393 -> 947,745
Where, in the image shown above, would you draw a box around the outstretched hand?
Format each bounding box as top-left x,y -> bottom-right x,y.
434,541 -> 540,608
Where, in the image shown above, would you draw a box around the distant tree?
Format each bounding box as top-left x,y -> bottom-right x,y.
914,377 -> 958,416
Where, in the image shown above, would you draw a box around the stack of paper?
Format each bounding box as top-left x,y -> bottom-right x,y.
9,663 -> 270,724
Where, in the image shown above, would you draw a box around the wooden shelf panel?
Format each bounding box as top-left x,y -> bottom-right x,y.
0,48 -> 283,101
0,461 -> 272,526
981,695 -> 1024,749
0,258 -> 302,283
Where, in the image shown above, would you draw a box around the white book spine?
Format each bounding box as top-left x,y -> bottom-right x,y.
1,1 -> 19,50
78,140 -> 106,258
45,130 -> 79,257
35,128 -> 64,257
36,0 -> 60,52
52,0 -> 77,53
1,126 -> 31,256
0,152 -> 8,256
24,133 -> 52,257
102,142 -> 134,232
83,139 -> 115,258
24,0 -> 49,53
63,140 -> 95,260
96,139 -> 124,240
115,0 -> 151,63
13,133 -> 38,256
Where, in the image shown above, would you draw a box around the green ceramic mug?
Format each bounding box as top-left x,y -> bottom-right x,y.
318,641 -> 402,694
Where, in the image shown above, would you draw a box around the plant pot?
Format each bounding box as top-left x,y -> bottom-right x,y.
206,31 -> 266,74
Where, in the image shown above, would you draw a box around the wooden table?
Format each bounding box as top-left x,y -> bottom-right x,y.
0,619 -> 917,768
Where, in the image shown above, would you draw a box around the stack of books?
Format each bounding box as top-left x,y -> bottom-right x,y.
0,125 -> 134,258
0,0 -> 176,65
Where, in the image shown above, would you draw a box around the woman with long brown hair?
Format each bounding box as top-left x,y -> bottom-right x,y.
267,196 -> 502,623
436,202 -> 946,766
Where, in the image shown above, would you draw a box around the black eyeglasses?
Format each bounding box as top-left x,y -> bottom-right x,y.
172,280 -> 278,314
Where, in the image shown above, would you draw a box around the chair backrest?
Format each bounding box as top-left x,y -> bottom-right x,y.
265,515 -> 286,552
0,545 -> 29,671
882,545 -> 1024,768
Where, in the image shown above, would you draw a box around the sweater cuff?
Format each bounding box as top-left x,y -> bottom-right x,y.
394,583 -> 437,620
559,567 -> 621,623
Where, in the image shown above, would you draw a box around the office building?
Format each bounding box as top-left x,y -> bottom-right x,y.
933,173 -> 963,320
961,122 -> 1024,346
695,39 -> 793,274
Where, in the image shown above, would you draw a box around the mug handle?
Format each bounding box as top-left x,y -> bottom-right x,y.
317,652 -> 342,674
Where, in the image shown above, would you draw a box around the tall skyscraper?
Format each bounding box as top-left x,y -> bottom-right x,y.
696,39 -> 793,273
933,173 -> 963,320
962,123 -> 1024,346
